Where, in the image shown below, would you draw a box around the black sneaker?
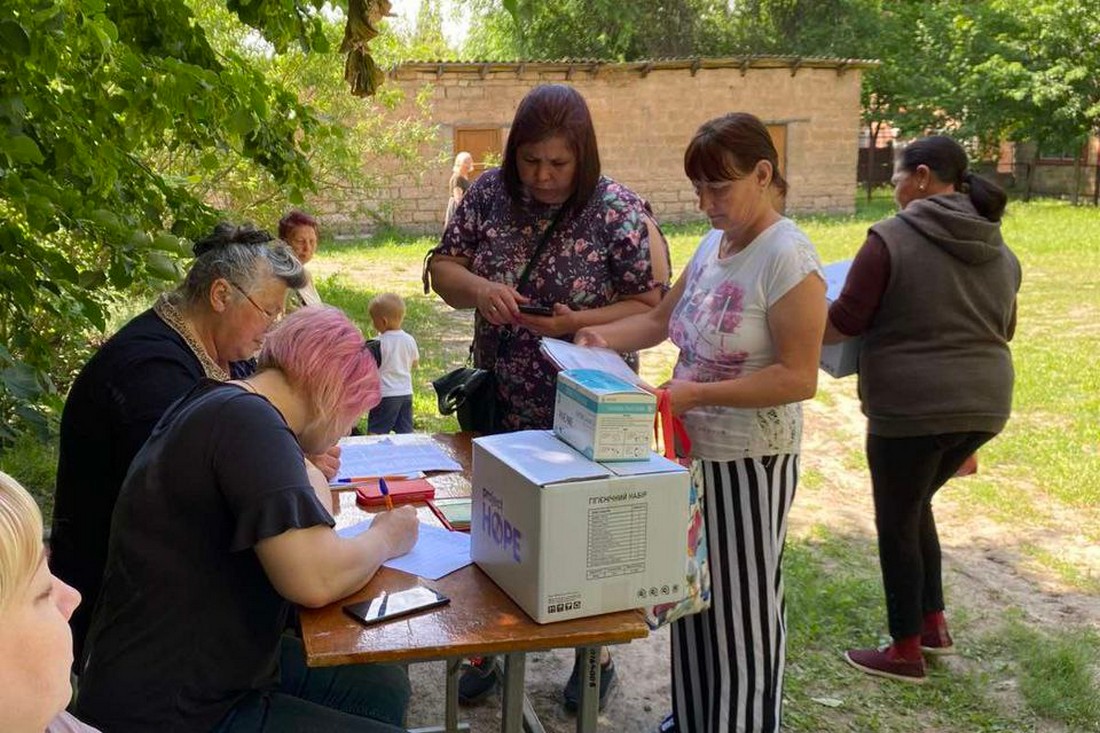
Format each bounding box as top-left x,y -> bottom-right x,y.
562,656 -> 616,712
458,656 -> 500,705
655,713 -> 678,733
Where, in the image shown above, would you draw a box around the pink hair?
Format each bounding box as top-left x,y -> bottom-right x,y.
258,306 -> 380,422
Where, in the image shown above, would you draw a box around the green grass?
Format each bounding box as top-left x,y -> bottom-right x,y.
999,619 -> 1100,729
317,273 -> 461,435
2,194 -> 1098,730
784,528 -> 1100,732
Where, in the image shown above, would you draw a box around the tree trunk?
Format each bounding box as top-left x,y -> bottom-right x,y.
1024,145 -> 1040,202
1093,131 -> 1100,207
866,120 -> 882,202
1072,146 -> 1083,205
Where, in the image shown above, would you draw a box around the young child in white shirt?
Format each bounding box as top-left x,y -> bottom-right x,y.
366,293 -> 420,434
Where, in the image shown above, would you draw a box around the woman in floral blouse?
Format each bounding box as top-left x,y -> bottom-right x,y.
426,83 -> 670,708
428,83 -> 670,434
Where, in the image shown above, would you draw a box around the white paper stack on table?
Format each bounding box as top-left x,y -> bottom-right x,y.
331,433 -> 462,484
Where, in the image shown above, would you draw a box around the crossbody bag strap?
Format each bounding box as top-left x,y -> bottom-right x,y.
514,204 -> 568,295
484,205 -> 569,369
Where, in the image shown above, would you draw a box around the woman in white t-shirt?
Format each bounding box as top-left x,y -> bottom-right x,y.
576,113 -> 825,733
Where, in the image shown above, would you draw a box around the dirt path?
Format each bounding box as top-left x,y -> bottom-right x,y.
329,265 -> 1099,732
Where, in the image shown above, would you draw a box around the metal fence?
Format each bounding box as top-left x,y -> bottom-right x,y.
857,146 -> 1100,205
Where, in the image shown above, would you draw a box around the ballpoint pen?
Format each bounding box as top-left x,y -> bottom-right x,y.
379,477 -> 394,511
335,475 -> 411,483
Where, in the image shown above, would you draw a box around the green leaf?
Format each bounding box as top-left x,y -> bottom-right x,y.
128,230 -> 152,249
78,270 -> 107,288
150,233 -> 181,252
0,20 -> 31,57
1,134 -> 44,164
14,404 -> 51,442
2,363 -> 42,400
145,251 -> 180,281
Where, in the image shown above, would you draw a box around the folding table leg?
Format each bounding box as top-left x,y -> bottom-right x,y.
445,657 -> 462,732
574,647 -> 600,733
500,652 -> 527,733
522,693 -> 548,733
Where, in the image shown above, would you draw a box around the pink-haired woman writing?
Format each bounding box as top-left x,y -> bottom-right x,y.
75,306 -> 418,733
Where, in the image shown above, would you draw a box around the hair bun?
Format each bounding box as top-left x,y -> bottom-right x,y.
192,222 -> 275,257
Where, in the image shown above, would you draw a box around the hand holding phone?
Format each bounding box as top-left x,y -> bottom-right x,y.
343,586 -> 450,626
518,303 -> 554,317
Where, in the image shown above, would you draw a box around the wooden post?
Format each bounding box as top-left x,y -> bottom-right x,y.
1072,145 -> 1083,206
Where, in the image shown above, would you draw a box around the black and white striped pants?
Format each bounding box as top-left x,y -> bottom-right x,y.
670,454 -> 798,733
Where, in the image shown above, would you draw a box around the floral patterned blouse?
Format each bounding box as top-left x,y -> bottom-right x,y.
434,169 -> 666,431
669,218 -> 823,460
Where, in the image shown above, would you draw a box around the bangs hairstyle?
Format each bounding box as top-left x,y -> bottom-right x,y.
684,112 -> 789,196
501,84 -> 601,215
258,306 -> 381,424
0,471 -> 44,610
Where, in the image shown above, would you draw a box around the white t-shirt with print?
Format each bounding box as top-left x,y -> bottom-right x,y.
668,218 -> 823,461
378,329 -> 419,397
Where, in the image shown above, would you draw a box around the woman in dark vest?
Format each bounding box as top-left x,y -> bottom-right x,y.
825,135 -> 1021,683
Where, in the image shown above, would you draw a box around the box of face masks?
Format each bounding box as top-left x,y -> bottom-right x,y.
471,430 -> 689,624
821,259 -> 863,378
553,369 -> 656,461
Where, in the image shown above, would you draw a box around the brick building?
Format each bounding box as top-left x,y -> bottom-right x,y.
359,56 -> 874,232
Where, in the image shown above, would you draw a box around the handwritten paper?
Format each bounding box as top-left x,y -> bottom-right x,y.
333,434 -> 462,483
539,337 -> 648,387
338,517 -> 472,580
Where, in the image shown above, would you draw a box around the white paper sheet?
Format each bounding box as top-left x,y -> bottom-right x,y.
332,434 -> 462,482
337,517 -> 472,580
539,337 -> 648,387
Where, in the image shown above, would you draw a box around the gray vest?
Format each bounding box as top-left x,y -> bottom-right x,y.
859,196 -> 1021,437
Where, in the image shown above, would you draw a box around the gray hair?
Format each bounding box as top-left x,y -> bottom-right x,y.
178,223 -> 306,307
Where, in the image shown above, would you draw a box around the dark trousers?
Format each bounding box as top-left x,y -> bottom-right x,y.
367,395 -> 414,434
213,635 -> 409,732
867,431 -> 995,639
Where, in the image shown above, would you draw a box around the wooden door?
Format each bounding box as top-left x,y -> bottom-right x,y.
454,127 -> 503,181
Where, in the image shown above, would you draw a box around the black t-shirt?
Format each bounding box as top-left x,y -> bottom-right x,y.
75,380 -> 333,733
51,309 -> 251,661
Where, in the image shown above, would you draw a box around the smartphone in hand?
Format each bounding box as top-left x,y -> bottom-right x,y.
518,303 -> 554,316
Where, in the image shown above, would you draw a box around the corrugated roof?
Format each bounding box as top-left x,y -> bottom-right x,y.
391,55 -> 879,77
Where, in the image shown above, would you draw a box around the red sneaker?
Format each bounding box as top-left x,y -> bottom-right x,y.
845,645 -> 926,683
920,625 -> 956,655
954,453 -> 979,477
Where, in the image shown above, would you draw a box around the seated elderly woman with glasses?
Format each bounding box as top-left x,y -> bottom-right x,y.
50,222 -> 306,670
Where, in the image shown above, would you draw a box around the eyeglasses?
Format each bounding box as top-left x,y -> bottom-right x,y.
229,281 -> 282,324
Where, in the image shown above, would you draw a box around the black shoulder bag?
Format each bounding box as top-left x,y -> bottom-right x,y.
432,207 -> 567,433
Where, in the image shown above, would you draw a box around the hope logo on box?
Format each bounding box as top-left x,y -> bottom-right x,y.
480,488 -> 522,563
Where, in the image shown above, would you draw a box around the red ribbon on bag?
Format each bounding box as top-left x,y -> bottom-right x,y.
654,388 -> 692,460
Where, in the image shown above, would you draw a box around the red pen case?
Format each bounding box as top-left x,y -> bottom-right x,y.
354,479 -> 436,508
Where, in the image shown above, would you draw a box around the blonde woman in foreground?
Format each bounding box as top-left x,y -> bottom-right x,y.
0,470 -> 99,732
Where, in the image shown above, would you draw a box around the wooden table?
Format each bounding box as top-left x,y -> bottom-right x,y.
300,433 -> 650,733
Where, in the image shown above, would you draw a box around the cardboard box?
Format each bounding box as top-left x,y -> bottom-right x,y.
821,259 -> 863,378
471,430 -> 689,624
553,369 -> 656,461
